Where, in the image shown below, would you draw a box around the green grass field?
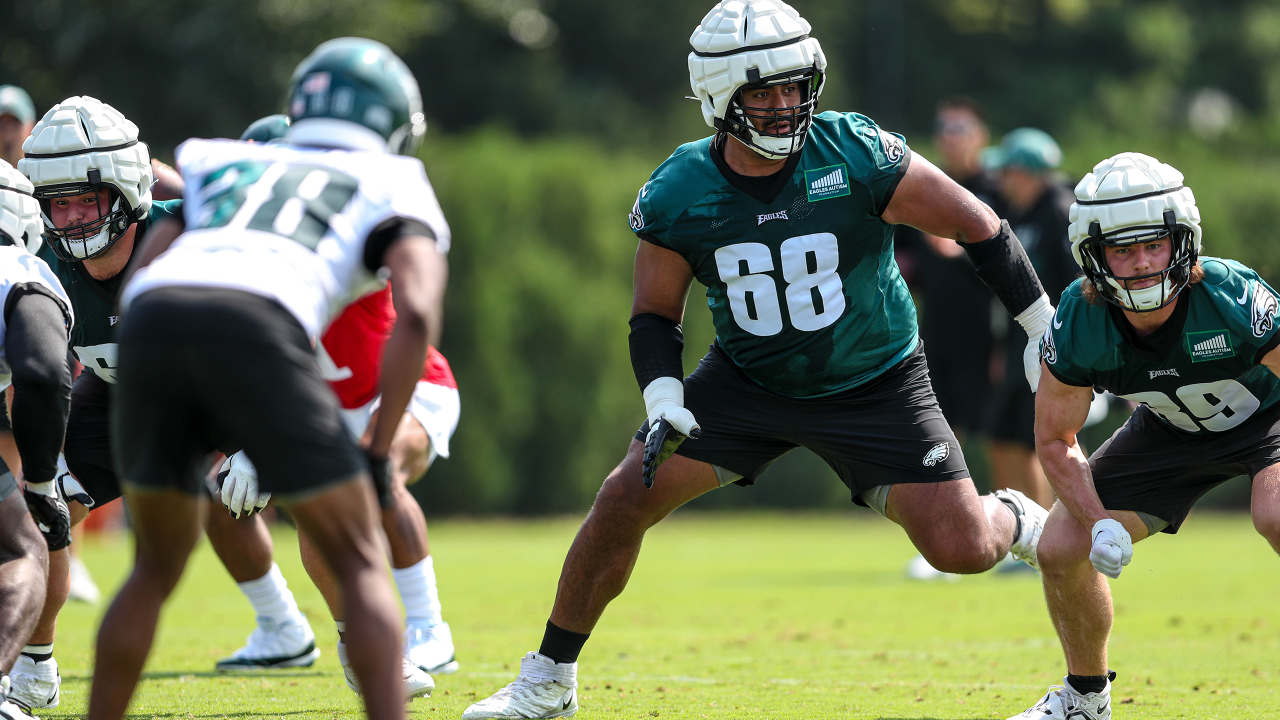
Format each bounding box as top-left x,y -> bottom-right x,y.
45,510 -> 1280,719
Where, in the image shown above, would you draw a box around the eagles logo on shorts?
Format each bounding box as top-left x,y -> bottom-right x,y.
922,442 -> 950,467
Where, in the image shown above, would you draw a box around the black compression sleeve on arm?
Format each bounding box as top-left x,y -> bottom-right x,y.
961,220 -> 1047,317
4,288 -> 72,485
628,313 -> 684,391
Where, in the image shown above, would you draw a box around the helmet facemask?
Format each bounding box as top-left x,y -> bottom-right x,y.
719,67 -> 824,161
35,169 -> 138,262
1078,210 -> 1198,313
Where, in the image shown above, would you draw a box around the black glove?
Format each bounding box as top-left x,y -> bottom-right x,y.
641,418 -> 700,489
364,451 -> 394,509
24,482 -> 72,551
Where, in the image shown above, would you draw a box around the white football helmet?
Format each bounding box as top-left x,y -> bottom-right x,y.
0,159 -> 42,254
19,96 -> 153,261
688,0 -> 826,160
1068,152 -> 1202,312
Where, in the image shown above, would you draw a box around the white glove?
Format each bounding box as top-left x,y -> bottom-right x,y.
642,377 -> 700,437
1015,294 -> 1054,393
218,452 -> 270,519
1090,518 -> 1133,579
55,453 -> 95,507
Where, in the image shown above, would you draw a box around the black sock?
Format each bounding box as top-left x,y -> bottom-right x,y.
1067,671 -> 1114,695
998,496 -> 1023,543
538,620 -> 589,665
21,644 -> 53,663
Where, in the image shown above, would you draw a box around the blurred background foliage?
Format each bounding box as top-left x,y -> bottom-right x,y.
3,0 -> 1278,512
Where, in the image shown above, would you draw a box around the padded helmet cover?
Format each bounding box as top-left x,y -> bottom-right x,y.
688,0 -> 827,159
19,96 -> 152,260
1068,152 -> 1202,311
0,159 -> 42,254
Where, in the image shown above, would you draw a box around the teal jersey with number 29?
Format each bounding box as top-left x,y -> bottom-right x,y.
123,138 -> 450,340
630,111 -> 916,398
1043,258 -> 1280,435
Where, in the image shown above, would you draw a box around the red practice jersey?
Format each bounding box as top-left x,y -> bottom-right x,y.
321,285 -> 456,410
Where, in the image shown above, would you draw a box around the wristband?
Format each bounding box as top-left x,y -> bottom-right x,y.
629,313 -> 684,391
962,220 -> 1046,318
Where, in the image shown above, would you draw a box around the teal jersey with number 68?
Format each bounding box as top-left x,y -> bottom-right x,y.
1042,258 -> 1280,434
630,111 -> 916,398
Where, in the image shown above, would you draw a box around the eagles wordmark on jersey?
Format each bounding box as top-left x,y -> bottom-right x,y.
1043,258 -> 1280,435
632,111 -> 914,398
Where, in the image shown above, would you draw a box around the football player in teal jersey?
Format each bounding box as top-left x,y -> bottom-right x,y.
14,97 -> 320,712
1011,152 -> 1280,720
466,2 -> 1057,718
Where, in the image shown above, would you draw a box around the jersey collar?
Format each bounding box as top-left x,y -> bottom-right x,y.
1107,287 -> 1190,362
709,135 -> 803,205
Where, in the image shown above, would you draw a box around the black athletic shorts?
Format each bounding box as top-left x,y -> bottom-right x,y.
113,287 -> 365,499
635,340 -> 970,506
984,374 -> 1035,448
64,371 -> 122,507
1091,402 -> 1280,533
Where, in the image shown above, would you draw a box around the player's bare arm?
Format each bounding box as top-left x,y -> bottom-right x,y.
122,216 -> 184,287
1261,343 -> 1280,379
1034,365 -> 1103,527
369,235 -> 445,460
631,240 -> 694,322
880,152 -> 998,243
630,241 -> 698,487
885,151 -> 1052,390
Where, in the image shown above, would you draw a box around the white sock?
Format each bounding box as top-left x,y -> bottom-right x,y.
392,556 -> 442,626
237,563 -> 301,625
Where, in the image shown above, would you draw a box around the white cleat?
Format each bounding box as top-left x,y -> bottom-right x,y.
337,641 -> 434,701
996,488 -> 1049,571
7,656 -> 59,714
405,619 -> 459,674
0,676 -> 36,720
1008,677 -> 1112,720
462,651 -> 578,719
67,556 -> 101,604
904,554 -> 959,582
215,615 -> 320,670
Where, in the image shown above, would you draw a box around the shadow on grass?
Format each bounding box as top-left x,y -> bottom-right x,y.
62,671 -> 329,682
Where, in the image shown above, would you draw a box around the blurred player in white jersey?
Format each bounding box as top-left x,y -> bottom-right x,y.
15,96 -> 321,713
0,158 -> 75,720
87,38 -> 449,720
212,115 -> 460,690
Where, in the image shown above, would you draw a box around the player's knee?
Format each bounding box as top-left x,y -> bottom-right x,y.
132,552 -> 190,596
590,465 -> 655,530
922,533 -> 1001,574
69,501 -> 90,527
1252,510 -> 1280,545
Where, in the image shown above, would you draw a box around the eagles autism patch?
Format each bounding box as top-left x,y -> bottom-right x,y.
1187,330 -> 1234,362
805,164 -> 851,202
